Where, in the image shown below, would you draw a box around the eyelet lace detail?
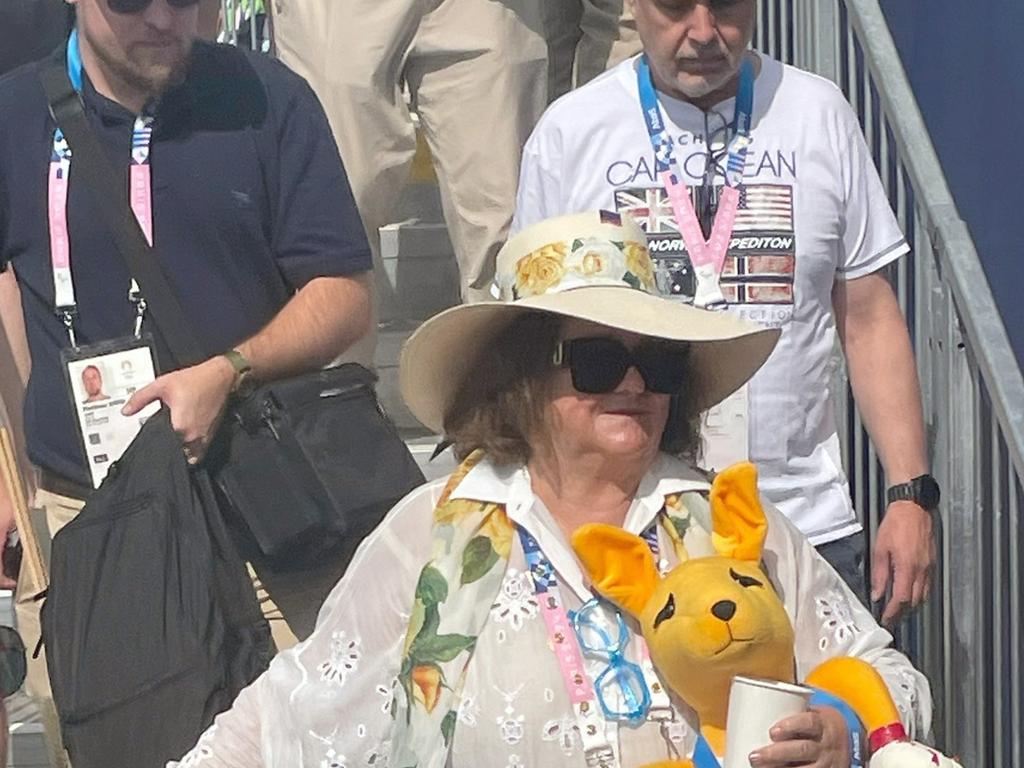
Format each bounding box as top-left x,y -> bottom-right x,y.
458,694 -> 481,727
542,716 -> 580,756
491,568 -> 540,631
318,631 -> 361,685
815,590 -> 861,651
894,667 -> 919,722
177,725 -> 217,766
362,741 -> 391,766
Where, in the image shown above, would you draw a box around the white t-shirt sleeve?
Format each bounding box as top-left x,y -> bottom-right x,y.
835,105 -> 910,280
166,482 -> 443,768
511,123 -> 563,236
764,504 -> 932,739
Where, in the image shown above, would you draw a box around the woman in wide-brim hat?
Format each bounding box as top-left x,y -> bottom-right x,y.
173,211 -> 930,768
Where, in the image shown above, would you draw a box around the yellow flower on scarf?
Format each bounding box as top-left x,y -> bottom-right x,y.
411,664 -> 443,713
515,243 -> 567,296
480,507 -> 513,560
624,241 -> 656,291
435,500 -> 484,526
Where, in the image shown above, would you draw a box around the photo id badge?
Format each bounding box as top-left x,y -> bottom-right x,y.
701,384 -> 749,473
61,337 -> 160,489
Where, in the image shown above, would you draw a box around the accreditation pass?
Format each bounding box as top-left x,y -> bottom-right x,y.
62,338 -> 161,489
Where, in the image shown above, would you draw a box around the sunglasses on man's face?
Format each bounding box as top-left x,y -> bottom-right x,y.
553,336 -> 690,395
107,0 -> 199,15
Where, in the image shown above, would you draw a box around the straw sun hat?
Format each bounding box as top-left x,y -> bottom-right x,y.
399,210 -> 780,433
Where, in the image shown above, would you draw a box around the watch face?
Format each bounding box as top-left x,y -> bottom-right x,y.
915,476 -> 941,510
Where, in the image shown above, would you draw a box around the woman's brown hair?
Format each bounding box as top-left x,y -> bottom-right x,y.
443,312 -> 706,465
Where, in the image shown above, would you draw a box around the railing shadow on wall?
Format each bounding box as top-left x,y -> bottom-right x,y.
755,1 -> 1024,765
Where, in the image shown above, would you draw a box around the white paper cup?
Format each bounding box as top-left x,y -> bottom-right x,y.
722,675 -> 813,768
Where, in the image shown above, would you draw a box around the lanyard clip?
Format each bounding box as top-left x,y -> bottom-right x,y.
128,287 -> 146,338
57,306 -> 78,348
584,746 -> 617,768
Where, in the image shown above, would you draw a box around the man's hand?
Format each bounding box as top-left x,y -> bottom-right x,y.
871,500 -> 935,626
749,706 -> 850,767
122,356 -> 236,465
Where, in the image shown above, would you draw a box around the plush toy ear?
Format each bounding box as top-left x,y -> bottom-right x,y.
571,524 -> 660,618
710,461 -> 767,563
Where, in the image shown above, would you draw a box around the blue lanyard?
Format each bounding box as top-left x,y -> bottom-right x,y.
693,733 -> 720,768
518,527 -> 557,593
66,29 -> 84,92
52,30 -> 84,162
636,54 -> 755,186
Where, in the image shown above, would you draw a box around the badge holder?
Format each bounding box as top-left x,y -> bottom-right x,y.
59,294 -> 161,489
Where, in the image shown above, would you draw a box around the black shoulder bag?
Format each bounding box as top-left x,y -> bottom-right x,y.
38,61 -> 424,559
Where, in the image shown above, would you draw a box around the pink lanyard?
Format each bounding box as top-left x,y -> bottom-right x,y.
518,525 -> 682,767
48,114 -> 153,346
637,55 -> 755,309
662,175 -> 741,278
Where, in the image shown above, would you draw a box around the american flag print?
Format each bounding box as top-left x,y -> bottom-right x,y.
735,184 -> 794,231
616,182 -> 797,308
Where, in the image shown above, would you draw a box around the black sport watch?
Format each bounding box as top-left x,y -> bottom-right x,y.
885,474 -> 941,511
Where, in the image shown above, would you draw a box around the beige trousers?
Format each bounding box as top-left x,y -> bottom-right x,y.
545,0 -> 643,98
273,0 -> 548,314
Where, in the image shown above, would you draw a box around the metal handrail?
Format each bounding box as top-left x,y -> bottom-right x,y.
753,1 -> 1024,764
847,0 -> 1024,476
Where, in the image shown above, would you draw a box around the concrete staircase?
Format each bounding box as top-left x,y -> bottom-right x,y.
373,174 -> 461,437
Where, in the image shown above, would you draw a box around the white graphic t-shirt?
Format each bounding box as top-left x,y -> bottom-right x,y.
513,54 -> 909,544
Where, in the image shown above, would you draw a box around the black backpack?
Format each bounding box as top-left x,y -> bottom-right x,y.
41,411 -> 271,768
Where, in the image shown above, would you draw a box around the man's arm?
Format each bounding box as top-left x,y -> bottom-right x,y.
124,272 -> 372,462
833,269 -> 934,625
0,271 -> 30,389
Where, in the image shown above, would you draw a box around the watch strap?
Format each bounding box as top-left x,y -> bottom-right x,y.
885,474 -> 940,511
222,348 -> 254,394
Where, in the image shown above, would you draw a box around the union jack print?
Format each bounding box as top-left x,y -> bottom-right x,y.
614,187 -> 679,234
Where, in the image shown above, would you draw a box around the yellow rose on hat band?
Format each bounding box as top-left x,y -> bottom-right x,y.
514,243 -> 567,298
511,237 -> 658,299
624,241 -> 656,291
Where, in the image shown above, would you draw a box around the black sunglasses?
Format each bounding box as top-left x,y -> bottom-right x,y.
553,337 -> 690,395
108,0 -> 200,14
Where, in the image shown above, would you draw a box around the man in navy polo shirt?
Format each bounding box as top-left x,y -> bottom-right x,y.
0,0 -> 373,760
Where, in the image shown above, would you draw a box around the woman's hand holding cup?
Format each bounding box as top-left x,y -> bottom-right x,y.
748,706 -> 850,767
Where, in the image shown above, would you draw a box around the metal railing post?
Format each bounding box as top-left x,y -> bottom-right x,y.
754,1 -> 1024,763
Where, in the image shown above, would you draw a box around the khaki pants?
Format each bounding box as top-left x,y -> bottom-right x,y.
545,0 -> 642,97
15,490 -> 301,768
273,0 -> 548,316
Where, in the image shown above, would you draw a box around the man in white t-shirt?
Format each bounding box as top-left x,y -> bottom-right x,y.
513,0 -> 937,627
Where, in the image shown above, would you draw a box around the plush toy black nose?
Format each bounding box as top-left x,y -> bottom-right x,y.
711,600 -> 737,622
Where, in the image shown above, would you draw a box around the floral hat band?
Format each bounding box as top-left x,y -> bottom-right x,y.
501,236 -> 656,300
497,211 -> 657,301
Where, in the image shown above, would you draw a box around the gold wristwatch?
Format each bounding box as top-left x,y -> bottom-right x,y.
222,348 -> 257,399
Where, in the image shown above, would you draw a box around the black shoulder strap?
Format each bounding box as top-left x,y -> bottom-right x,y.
38,59 -> 204,368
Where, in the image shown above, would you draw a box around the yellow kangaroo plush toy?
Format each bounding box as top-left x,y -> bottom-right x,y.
572,462 -> 961,768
